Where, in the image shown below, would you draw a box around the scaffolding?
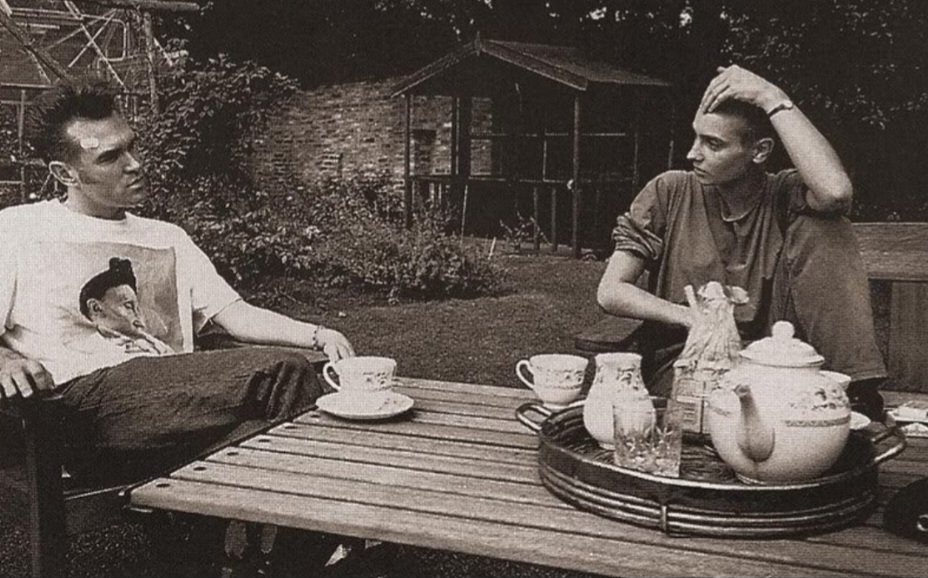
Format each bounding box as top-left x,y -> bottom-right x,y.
0,0 -> 197,203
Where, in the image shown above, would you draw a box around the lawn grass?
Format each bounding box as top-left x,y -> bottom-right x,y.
287,252 -> 608,387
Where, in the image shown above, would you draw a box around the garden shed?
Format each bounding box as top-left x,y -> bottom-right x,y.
393,37 -> 673,257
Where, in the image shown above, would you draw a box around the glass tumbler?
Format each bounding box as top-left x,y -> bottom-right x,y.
613,400 -> 684,477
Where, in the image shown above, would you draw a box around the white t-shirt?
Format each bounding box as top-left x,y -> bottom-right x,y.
0,200 -> 241,384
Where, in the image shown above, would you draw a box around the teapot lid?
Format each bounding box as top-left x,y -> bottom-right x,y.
740,321 -> 824,367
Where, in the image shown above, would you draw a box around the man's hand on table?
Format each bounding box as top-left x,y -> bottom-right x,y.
317,327 -> 355,362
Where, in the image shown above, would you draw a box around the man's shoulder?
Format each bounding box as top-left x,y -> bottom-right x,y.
127,213 -> 193,240
0,201 -> 56,236
0,200 -> 54,218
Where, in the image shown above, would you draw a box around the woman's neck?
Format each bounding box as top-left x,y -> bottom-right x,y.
716,169 -> 765,220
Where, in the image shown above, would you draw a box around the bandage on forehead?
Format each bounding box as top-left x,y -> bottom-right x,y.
79,136 -> 100,150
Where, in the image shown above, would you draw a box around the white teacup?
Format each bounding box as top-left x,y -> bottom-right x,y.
323,356 -> 397,393
516,353 -> 588,409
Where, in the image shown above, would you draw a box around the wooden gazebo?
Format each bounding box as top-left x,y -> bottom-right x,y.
393,37 -> 673,257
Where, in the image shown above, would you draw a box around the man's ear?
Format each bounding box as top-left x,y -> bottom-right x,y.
751,137 -> 775,165
87,299 -> 103,317
48,161 -> 79,187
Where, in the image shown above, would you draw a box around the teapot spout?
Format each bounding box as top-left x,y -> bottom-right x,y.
734,384 -> 775,463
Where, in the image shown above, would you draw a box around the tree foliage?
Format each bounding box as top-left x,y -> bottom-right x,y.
721,1 -> 928,217
165,1 -> 928,218
172,0 -> 461,86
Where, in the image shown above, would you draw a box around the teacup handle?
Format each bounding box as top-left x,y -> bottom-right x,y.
322,362 -> 341,391
515,360 -> 535,391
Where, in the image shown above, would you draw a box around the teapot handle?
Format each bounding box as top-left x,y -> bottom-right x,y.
869,427 -> 908,466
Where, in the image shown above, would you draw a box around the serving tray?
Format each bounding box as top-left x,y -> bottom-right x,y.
516,403 -> 906,538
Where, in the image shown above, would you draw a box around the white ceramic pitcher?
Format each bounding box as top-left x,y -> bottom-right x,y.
584,352 -> 653,449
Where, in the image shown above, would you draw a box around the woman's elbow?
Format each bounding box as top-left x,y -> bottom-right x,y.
597,281 -> 628,315
596,283 -> 611,312
813,178 -> 854,213
830,179 -> 854,212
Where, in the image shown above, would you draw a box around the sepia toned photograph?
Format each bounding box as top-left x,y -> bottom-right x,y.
1,1 -> 926,577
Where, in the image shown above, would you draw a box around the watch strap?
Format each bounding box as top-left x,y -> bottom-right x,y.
767,100 -> 795,118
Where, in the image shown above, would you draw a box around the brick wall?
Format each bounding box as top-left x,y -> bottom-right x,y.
250,77 -> 493,192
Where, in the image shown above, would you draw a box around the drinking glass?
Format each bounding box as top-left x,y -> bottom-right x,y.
613,400 -> 684,477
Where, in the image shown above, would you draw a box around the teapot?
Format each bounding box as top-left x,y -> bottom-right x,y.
705,321 -> 851,482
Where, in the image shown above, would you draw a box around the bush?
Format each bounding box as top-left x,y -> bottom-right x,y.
301,175 -> 504,300
160,175 -> 320,293
133,54 -> 502,301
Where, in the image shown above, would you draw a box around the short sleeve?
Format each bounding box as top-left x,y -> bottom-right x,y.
772,168 -> 840,220
176,234 -> 241,332
611,175 -> 669,262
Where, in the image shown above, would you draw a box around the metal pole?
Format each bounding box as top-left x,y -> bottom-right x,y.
73,0 -> 200,11
571,94 -> 582,259
667,98 -> 676,170
404,93 -> 413,229
18,89 -> 27,202
460,184 -> 469,238
143,11 -> 160,114
632,90 -> 641,189
450,96 -> 458,178
550,185 -> 557,253
533,185 -> 540,252
0,10 -> 74,81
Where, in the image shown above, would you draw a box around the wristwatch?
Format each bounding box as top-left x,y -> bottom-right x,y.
766,99 -> 795,118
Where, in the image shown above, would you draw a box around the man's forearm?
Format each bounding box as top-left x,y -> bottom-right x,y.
212,300 -> 355,361
212,301 -> 320,348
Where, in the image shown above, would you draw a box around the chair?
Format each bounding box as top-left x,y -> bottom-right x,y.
0,334 -> 327,578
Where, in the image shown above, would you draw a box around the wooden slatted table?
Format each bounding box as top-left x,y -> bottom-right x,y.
129,378 -> 928,577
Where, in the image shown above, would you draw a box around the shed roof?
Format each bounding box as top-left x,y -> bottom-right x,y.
392,38 -> 670,97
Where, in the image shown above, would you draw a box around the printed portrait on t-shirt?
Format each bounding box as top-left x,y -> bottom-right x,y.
22,242 -> 185,357
79,257 -> 175,355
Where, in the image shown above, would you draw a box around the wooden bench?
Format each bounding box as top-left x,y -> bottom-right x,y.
576,222 -> 928,393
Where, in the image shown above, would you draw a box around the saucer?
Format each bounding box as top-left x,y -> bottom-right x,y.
849,411 -> 871,430
316,391 -> 414,421
888,401 -> 928,424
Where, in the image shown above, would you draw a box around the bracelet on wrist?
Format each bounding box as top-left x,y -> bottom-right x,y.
312,325 -> 326,349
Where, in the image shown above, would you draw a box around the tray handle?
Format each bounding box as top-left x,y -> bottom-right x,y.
863,426 -> 908,466
515,402 -> 552,434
